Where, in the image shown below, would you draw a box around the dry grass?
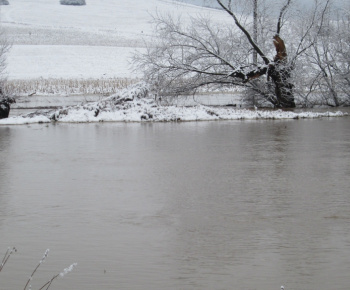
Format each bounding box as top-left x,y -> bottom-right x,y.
4,77 -> 139,96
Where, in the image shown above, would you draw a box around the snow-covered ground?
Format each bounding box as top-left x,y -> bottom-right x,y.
0,84 -> 348,125
1,0 -> 227,80
7,45 -> 133,80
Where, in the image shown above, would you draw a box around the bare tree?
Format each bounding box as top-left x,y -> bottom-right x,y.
0,30 -> 10,82
304,3 -> 350,106
0,29 -> 14,119
134,0 -> 331,108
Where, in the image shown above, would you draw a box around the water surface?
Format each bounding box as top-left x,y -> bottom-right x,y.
0,118 -> 349,290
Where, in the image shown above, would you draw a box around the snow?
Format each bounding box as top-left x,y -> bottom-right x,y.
1,84 -> 347,125
1,0 -> 228,80
0,115 -> 50,125
6,45 -> 133,80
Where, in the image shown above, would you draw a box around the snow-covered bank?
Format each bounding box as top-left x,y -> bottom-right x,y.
1,85 -> 348,125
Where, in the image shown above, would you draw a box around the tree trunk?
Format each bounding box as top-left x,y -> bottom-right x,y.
253,0 -> 258,65
0,102 -> 10,119
0,97 -> 16,119
269,35 -> 296,108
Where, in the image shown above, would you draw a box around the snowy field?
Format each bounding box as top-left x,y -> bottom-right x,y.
1,0 -> 226,80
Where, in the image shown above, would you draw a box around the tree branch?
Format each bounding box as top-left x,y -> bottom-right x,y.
276,0 -> 292,35
216,0 -> 270,65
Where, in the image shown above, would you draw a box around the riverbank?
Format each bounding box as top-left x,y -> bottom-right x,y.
1,84 -> 348,125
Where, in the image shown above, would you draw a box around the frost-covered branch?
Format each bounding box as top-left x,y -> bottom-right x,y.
290,0 -> 330,65
303,1 -> 350,106
134,0 -> 342,108
1,248 -> 77,290
0,247 -> 17,273
23,249 -> 50,290
38,263 -> 78,290
217,0 -> 270,65
276,0 -> 292,35
133,13 -> 252,96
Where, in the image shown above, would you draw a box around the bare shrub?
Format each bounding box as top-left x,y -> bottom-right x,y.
0,28 -> 12,105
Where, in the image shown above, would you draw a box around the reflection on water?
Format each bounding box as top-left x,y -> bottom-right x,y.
0,119 -> 349,290
0,127 -> 12,229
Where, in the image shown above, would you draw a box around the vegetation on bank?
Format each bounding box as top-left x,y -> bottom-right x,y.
1,247 -> 77,290
133,0 -> 350,108
4,78 -> 138,97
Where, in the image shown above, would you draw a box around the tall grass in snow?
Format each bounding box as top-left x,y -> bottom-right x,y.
4,77 -> 138,97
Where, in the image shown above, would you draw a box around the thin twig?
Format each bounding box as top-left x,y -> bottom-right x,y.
216,0 -> 270,65
23,249 -> 49,290
0,247 -> 17,273
37,274 -> 59,290
277,0 -> 292,35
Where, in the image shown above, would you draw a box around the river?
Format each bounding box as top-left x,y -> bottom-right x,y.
0,118 -> 349,290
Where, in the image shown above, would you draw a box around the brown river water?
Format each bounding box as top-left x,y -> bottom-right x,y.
0,117 -> 350,290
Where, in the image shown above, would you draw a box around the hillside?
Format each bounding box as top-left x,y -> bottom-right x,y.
0,0 -> 227,80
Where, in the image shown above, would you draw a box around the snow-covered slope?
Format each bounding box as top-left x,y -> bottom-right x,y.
1,0 -> 228,80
